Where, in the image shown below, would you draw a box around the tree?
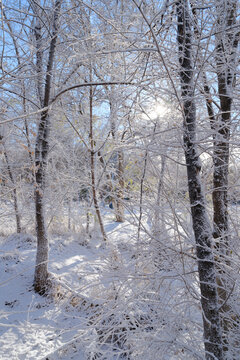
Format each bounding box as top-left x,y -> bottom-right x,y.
33,0 -> 62,294
2,0 -> 240,357
0,134 -> 22,233
176,2 -> 223,358
191,0 -> 239,350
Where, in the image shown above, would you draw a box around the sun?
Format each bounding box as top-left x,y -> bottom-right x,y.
152,102 -> 168,117
142,101 -> 168,121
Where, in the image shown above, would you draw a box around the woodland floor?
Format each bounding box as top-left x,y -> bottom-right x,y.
0,208 -> 206,360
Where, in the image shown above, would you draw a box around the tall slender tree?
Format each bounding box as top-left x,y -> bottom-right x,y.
33,0 -> 62,294
176,1 -> 223,358
191,1 -> 239,349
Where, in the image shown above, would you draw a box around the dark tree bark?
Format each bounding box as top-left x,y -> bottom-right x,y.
213,0 -> 238,254
177,1 -> 223,359
190,2 -> 239,352
34,0 -> 62,294
213,1 -> 239,350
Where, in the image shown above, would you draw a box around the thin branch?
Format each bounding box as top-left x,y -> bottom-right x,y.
51,81 -> 133,104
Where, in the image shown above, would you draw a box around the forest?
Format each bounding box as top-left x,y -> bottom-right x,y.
0,1 -> 240,359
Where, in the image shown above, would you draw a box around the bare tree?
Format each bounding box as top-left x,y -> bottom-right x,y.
33,0 -> 62,294
213,0 -> 239,251
191,1 -> 239,350
89,78 -> 108,243
176,1 -> 223,358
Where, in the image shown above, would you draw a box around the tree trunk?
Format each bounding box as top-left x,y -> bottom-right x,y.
191,1 -> 239,351
153,154 -> 166,235
3,146 -> 21,233
109,100 -> 125,222
115,150 -> 125,222
212,0 -> 239,350
89,80 -> 108,243
213,0 -> 238,255
177,2 -> 223,359
34,0 -> 62,294
68,197 -> 71,231
213,0 -> 239,253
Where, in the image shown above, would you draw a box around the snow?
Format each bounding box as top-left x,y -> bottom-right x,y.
0,232 -> 90,359
0,212 -> 205,360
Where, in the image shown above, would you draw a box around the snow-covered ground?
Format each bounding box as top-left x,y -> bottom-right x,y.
0,215 -> 139,360
0,210 -> 204,360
